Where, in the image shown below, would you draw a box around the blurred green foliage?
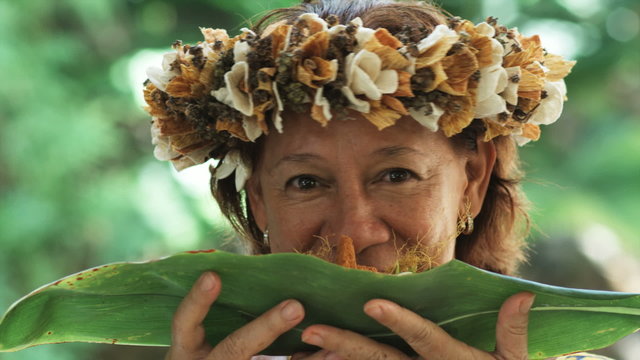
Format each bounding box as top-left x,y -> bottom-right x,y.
0,0 -> 638,359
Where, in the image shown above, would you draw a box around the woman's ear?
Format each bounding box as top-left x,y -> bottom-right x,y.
464,138 -> 497,217
246,175 -> 268,232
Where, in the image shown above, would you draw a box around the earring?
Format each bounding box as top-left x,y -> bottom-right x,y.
263,228 -> 270,247
457,197 -> 474,236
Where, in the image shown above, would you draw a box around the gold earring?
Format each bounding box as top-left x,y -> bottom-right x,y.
263,228 -> 270,247
457,197 -> 474,236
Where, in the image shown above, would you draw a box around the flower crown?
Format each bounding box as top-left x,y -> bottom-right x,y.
143,13 -> 575,190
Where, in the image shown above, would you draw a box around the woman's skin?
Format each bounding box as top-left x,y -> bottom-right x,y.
166,113 -> 535,360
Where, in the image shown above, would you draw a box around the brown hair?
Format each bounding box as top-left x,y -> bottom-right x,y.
211,0 -> 529,275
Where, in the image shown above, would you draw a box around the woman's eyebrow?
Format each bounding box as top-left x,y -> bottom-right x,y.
372,146 -> 426,158
271,153 -> 323,174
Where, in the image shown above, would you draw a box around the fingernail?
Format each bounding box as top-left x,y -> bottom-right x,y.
519,293 -> 536,314
281,300 -> 303,321
301,331 -> 323,346
200,273 -> 215,292
364,303 -> 384,319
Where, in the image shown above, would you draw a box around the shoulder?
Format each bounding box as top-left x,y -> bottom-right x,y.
554,353 -> 615,360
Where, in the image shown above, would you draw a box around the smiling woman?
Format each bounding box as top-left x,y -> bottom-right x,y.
246,112 -> 495,273
137,0 -> 600,358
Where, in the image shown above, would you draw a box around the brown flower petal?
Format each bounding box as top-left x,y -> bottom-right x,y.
438,79 -> 478,137
516,97 -> 541,113
443,48 -> 479,84
216,118 -> 249,141
503,35 -> 544,68
200,28 -> 229,43
156,116 -> 196,136
482,119 -> 515,141
544,53 -> 576,82
297,57 -> 338,88
392,71 -> 415,97
521,123 -> 541,141
270,24 -> 293,59
311,104 -> 330,127
437,48 -> 478,96
520,35 -> 545,62
180,63 -> 200,83
165,75 -> 192,98
300,31 -> 329,58
518,65 -> 545,100
198,60 -> 217,89
454,20 -> 496,68
362,100 -> 403,130
381,95 -> 409,115
253,101 -> 272,133
438,94 -> 475,137
256,67 -> 276,92
470,35 -> 495,68
415,33 -> 458,69
143,85 -> 168,118
363,28 -> 411,70
170,132 -> 208,154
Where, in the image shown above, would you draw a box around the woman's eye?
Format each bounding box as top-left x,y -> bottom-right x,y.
287,175 -> 319,190
383,168 -> 414,183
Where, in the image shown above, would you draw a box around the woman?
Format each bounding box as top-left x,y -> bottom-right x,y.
143,0 -> 577,358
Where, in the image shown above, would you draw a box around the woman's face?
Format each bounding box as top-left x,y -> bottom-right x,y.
248,112 -> 494,272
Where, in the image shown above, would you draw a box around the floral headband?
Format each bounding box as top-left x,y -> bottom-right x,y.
143,13 -> 575,191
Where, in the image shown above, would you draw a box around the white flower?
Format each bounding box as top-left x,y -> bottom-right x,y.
355,28 -> 376,51
328,24 -> 346,37
212,61 -> 254,116
314,87 -> 332,121
403,24 -> 459,75
150,119 -> 179,161
475,64 -> 508,118
527,80 -> 567,125
234,39 -> 251,63
501,66 -> 521,105
408,103 -> 445,131
299,13 -> 328,33
416,24 -> 459,53
514,134 -> 532,147
215,150 -> 252,191
272,82 -> 284,133
169,145 -> 215,171
146,52 -> 180,92
242,116 -> 263,142
475,22 -> 495,37
341,50 -> 398,111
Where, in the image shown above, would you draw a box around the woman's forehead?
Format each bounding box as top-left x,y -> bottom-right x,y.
261,113 -> 454,163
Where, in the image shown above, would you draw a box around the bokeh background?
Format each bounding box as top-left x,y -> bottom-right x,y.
0,0 -> 638,358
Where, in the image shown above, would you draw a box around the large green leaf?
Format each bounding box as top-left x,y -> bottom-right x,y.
0,250 -> 638,358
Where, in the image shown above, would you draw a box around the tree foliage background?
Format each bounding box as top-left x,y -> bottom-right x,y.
0,0 -> 638,359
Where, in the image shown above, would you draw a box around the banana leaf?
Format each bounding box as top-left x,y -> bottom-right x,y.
0,250 -> 638,358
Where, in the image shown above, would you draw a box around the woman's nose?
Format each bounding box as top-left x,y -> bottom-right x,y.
326,187 -> 391,253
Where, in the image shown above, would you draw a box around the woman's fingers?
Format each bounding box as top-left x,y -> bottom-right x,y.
494,292 -> 535,359
301,324 -> 411,360
207,298 -> 305,359
168,272 -> 306,359
364,299 -> 481,359
168,272 -> 220,358
363,293 -> 534,360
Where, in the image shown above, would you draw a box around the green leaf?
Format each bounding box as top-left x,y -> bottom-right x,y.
0,250 -> 638,358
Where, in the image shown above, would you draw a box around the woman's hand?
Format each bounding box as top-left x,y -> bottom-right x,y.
294,292 -> 535,360
165,272 -> 305,360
